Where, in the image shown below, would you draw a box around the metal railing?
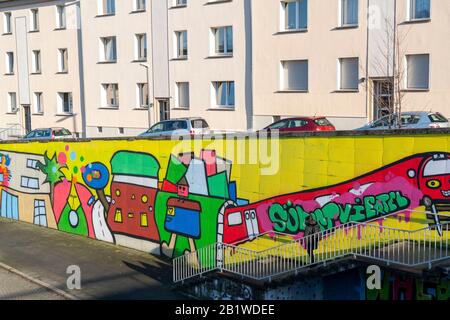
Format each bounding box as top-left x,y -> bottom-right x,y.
0,124 -> 25,141
173,212 -> 450,283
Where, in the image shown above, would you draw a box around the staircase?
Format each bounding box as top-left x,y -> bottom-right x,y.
0,124 -> 25,141
173,213 -> 450,283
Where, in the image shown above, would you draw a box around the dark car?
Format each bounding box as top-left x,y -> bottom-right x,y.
261,117 -> 336,133
23,128 -> 74,141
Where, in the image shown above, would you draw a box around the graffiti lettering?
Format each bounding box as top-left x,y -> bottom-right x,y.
268,191 -> 410,234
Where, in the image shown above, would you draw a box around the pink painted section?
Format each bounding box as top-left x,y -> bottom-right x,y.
53,180 -> 71,222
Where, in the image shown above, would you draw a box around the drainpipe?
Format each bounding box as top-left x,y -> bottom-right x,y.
365,0 -> 371,121
75,0 -> 87,138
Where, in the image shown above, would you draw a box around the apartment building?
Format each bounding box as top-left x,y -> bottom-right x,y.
0,0 -> 155,138
81,0 -> 154,137
0,0 -> 84,137
166,0 -> 253,132
0,0 -> 448,136
251,0 -> 449,129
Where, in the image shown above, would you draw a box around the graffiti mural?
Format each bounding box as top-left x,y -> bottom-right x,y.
366,270 -> 450,301
223,153 -> 450,245
0,135 -> 448,264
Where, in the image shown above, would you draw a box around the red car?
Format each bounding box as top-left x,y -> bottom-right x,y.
262,117 -> 336,132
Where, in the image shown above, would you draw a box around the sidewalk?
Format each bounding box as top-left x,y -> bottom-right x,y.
0,218 -> 185,300
0,267 -> 65,300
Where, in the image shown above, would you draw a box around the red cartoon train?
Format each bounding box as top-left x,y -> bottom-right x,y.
222,152 -> 450,244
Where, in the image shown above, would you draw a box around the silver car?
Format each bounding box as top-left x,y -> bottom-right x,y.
23,128 -> 74,141
356,112 -> 449,130
139,118 -> 210,137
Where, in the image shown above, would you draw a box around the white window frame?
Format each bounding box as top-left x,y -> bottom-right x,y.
34,92 -> 43,114
135,33 -> 147,61
98,0 -> 116,16
99,36 -> 117,62
31,50 -> 41,73
175,30 -> 188,58
30,8 -> 39,31
338,57 -> 360,91
137,83 -> 149,108
176,82 -> 190,109
56,5 -> 66,29
280,60 -> 309,91
407,0 -> 431,21
5,51 -> 14,74
101,83 -> 119,108
280,0 -> 308,31
8,92 -> 17,113
211,81 -> 235,108
134,0 -> 147,11
174,0 -> 187,7
58,48 -> 68,73
211,26 -> 233,56
339,0 -> 359,27
57,92 -> 73,114
3,12 -> 12,34
405,53 -> 430,90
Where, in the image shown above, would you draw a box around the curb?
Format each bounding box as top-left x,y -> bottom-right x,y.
0,261 -> 79,300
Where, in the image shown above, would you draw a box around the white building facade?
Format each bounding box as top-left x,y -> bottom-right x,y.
0,0 -> 448,136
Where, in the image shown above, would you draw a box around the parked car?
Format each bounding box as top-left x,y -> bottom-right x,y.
260,117 -> 336,133
356,112 -> 449,130
139,118 -> 210,137
23,128 -> 74,141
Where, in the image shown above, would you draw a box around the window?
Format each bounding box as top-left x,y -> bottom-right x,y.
114,208 -> 123,223
175,0 -> 187,6
32,50 -> 41,73
213,81 -> 235,107
137,83 -> 149,108
175,31 -> 188,58
100,36 -> 117,62
56,5 -> 66,29
339,57 -> 359,90
340,0 -> 358,26
34,92 -> 43,113
58,48 -> 68,72
102,83 -> 119,107
3,12 -> 11,34
228,212 -> 243,226
176,82 -> 190,108
33,200 -> 47,227
30,9 -> 39,31
135,34 -> 147,61
99,0 -> 116,15
8,92 -> 17,113
406,54 -> 429,89
409,0 -> 430,20
212,26 -> 233,55
281,60 -> 308,91
6,52 -> 14,74
21,176 -> 39,189
135,0 -> 146,11
58,92 -> 73,113
140,213 -> 148,227
282,0 -> 307,30
27,159 -> 39,169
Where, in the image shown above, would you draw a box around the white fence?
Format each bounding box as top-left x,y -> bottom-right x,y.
173,214 -> 450,283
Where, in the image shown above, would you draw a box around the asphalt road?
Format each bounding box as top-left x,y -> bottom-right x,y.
0,267 -> 65,300
0,218 -> 185,300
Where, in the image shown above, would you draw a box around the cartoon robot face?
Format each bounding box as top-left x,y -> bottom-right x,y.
419,154 -> 450,202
